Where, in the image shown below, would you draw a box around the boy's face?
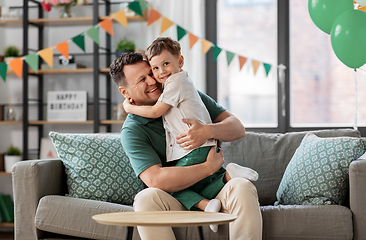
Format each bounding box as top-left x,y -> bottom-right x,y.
149,50 -> 184,84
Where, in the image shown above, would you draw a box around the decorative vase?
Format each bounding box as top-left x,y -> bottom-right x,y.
60,4 -> 72,18
4,155 -> 21,173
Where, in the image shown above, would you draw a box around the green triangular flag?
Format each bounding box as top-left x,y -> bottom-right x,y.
177,25 -> 187,41
212,45 -> 222,62
128,1 -> 143,17
226,51 -> 235,66
72,34 -> 85,52
0,62 -> 7,82
138,0 -> 148,12
86,26 -> 100,45
263,63 -> 272,76
24,53 -> 39,74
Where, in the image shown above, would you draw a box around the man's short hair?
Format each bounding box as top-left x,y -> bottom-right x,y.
145,37 -> 181,62
109,52 -> 145,87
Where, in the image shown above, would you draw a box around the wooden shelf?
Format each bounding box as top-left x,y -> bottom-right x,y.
7,68 -> 109,75
100,120 -> 125,125
0,121 -> 22,125
0,15 -> 147,27
29,120 -> 94,125
0,172 -> 12,176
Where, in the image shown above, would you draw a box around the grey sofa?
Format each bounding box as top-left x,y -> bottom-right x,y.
12,129 -> 366,240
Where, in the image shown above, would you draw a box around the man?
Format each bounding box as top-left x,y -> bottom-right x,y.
110,52 -> 262,240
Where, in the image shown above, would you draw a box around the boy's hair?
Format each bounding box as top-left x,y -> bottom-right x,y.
145,37 -> 181,62
109,52 -> 145,87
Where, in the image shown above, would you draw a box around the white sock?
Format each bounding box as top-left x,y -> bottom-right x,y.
205,199 -> 221,233
226,163 -> 259,181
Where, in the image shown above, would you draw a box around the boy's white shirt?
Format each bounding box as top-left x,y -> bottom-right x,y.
158,70 -> 216,162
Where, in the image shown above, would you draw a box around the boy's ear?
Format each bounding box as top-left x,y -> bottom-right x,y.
179,55 -> 184,68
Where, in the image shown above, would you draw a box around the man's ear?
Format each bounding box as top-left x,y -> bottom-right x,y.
119,86 -> 129,99
179,55 -> 184,68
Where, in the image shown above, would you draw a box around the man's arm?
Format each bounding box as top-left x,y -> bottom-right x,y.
139,146 -> 224,193
176,110 -> 245,150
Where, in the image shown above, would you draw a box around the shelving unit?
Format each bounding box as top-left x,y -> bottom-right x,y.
0,1 -> 146,160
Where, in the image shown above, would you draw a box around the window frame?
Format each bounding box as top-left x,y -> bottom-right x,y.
206,0 -> 366,135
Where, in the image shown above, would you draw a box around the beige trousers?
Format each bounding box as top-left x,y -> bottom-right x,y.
133,178 -> 263,240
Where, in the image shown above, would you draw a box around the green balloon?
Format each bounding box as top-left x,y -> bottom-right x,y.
308,0 -> 354,34
331,9 -> 366,69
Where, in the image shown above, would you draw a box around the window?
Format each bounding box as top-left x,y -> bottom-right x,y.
290,1 -> 366,128
217,0 -> 277,128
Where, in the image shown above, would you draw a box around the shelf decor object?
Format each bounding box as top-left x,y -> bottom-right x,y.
4,145 -> 21,173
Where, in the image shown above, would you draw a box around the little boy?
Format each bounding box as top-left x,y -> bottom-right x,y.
123,37 -> 258,232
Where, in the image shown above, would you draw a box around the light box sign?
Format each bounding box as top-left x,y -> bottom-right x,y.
47,91 -> 87,122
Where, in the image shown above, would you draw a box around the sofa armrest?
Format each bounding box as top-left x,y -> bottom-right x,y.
12,159 -> 66,240
349,157 -> 366,240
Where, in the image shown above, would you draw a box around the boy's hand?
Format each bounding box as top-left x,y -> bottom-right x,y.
176,119 -> 210,150
123,98 -> 132,113
204,146 -> 224,174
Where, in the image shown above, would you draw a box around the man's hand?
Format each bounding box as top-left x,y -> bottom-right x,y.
204,146 -> 224,174
176,119 -> 211,150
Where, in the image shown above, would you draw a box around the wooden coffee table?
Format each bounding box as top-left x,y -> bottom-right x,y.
92,211 -> 237,240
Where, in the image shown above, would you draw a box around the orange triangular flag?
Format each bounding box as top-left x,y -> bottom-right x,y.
188,33 -> 199,49
239,56 -> 247,70
147,7 -> 161,26
201,39 -> 212,56
160,17 -> 174,34
252,60 -> 260,74
38,48 -> 54,68
8,58 -> 23,78
99,18 -> 114,36
112,9 -> 128,28
56,41 -> 69,60
359,6 -> 366,12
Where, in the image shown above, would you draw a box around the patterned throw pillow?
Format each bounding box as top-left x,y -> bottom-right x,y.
49,132 -> 145,205
275,133 -> 365,206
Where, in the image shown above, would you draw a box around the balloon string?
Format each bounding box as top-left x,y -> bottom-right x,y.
353,69 -> 359,130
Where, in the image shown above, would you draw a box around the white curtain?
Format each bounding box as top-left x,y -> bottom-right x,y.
144,0 -> 206,92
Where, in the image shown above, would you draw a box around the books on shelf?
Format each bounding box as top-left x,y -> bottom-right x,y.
0,194 -> 14,223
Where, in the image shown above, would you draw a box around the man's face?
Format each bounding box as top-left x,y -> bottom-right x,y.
119,61 -> 163,106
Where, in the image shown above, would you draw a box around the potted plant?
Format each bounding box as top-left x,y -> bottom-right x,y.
115,39 -> 136,57
4,145 -> 22,173
4,45 -> 20,62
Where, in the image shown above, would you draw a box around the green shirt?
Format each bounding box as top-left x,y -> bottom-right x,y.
121,91 -> 226,177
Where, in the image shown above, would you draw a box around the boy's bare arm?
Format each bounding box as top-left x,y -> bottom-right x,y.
123,99 -> 171,118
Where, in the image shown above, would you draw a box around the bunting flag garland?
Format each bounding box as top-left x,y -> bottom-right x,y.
252,60 -> 261,75
112,9 -> 128,28
56,41 -> 69,60
0,0 -> 275,82
38,48 -> 54,68
147,7 -> 161,26
72,34 -> 86,52
160,17 -> 174,34
201,39 -> 212,56
128,1 -> 143,17
239,56 -> 247,70
263,63 -> 272,76
8,58 -> 23,78
86,26 -> 100,45
24,53 -> 39,74
226,51 -> 235,66
99,18 -> 114,36
0,62 -> 7,82
188,33 -> 199,49
212,45 -> 222,62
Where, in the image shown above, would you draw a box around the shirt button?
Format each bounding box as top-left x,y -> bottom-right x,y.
170,144 -> 173,147
186,159 -> 188,161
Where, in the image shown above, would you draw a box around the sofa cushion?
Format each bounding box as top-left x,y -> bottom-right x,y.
35,195 -> 138,240
275,133 -> 365,205
49,132 -> 145,205
221,129 -> 361,205
261,205 -> 353,239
